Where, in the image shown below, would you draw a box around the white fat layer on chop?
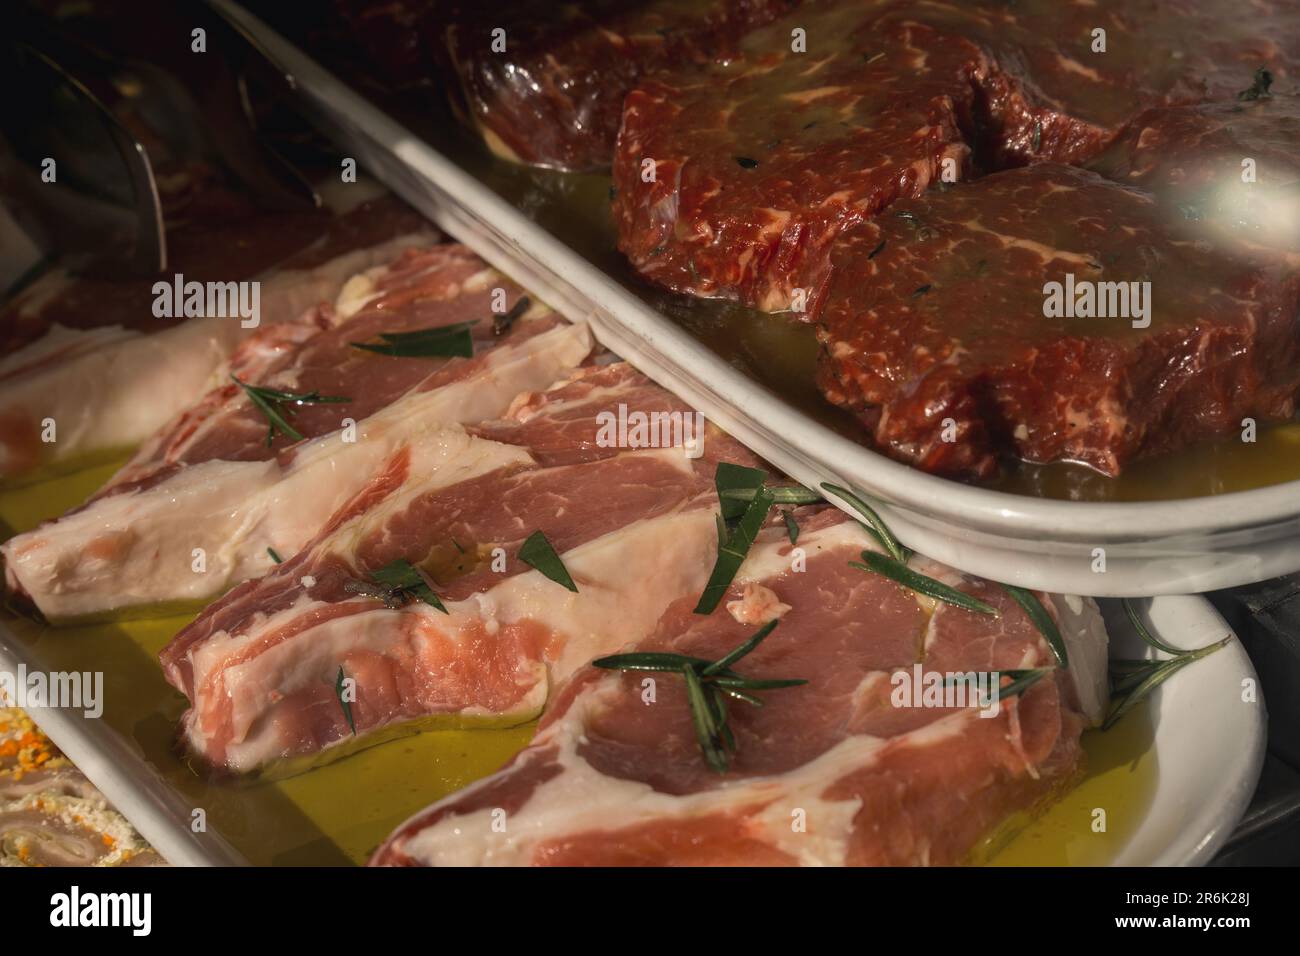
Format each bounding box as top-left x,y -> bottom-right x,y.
2,321 -> 593,620
183,489 -> 720,774
380,518 -> 1111,865
0,231 -> 433,476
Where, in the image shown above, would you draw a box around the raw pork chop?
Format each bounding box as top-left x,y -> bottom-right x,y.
371,509 -> 1105,866
2,249 -> 592,621
0,188 -> 432,480
159,363 -> 760,776
105,244 -> 544,483
815,165 -> 1300,478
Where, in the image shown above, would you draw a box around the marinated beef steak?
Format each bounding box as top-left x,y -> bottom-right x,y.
1089,93 -> 1300,253
899,0 -> 1300,167
372,510 -> 1103,866
433,0 -> 798,171
610,0 -> 1137,316
613,13 -> 983,315
815,164 -> 1300,478
612,0 -> 1300,313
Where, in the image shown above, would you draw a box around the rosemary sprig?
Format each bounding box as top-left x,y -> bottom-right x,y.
232,376 -> 351,445
519,530 -> 577,592
851,551 -> 998,616
493,295 -> 531,336
718,485 -> 822,508
821,482 -> 910,562
351,320 -> 476,358
335,667 -> 356,736
344,558 -> 449,613
1103,599 -> 1232,731
592,620 -> 804,773
782,509 -> 799,545
1001,584 -> 1068,667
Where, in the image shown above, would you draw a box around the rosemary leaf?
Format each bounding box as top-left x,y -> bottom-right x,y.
694,485 -> 776,614
1002,584 -> 1068,667
519,530 -> 578,592
231,375 -> 350,445
267,547 -> 283,564
715,462 -> 769,522
351,321 -> 476,358
683,664 -> 729,772
1103,656 -> 1197,731
821,482 -> 909,562
718,485 -> 822,507
782,509 -> 800,545
702,619 -> 778,676
716,686 -> 764,707
1104,635 -> 1232,731
994,668 -> 1050,703
1108,660 -> 1161,697
851,552 -> 998,616
711,675 -> 807,690
595,622 -> 805,772
335,667 -> 356,736
1122,599 -> 1185,655
592,651 -> 710,672
946,668 -> 1050,708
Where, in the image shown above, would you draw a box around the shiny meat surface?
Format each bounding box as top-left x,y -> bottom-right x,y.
815,165 -> 1300,478
373,510 -> 1093,866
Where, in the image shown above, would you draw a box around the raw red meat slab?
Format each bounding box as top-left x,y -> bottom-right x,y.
372,510 -> 1092,866
431,0 -> 798,171
815,164 -> 1300,478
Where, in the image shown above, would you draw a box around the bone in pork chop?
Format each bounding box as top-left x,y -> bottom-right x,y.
159,363 -> 762,777
0,190 -> 433,480
372,509 -> 1104,866
815,164 -> 1300,479
2,247 -> 593,621
105,244 -> 543,480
